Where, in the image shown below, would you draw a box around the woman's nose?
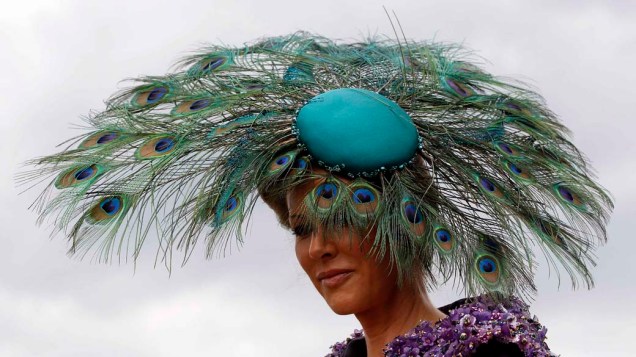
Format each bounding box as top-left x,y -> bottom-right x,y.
308,227 -> 337,260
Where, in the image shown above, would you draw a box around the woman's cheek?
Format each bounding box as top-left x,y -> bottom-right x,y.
294,238 -> 312,275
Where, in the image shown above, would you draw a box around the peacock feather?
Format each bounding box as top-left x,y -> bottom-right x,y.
19,32 -> 613,298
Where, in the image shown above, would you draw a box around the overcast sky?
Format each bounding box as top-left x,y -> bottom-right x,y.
1,0 -> 634,356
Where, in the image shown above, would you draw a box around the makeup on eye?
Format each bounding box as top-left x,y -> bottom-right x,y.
291,222 -> 314,238
288,213 -> 312,238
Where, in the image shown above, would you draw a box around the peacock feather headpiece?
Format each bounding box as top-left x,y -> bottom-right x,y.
21,32 -> 613,298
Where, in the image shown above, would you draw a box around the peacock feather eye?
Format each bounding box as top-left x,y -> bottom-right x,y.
101,197 -> 120,215
200,57 -> 226,72
79,131 -> 121,148
474,174 -> 507,201
131,85 -> 170,107
306,180 -> 343,212
275,156 -> 289,166
191,99 -> 210,110
348,183 -> 380,217
135,135 -> 177,160
401,198 -> 426,237
442,77 -> 475,98
317,183 -> 336,199
289,156 -> 309,176
315,182 -> 338,208
494,141 -> 522,158
88,196 -> 125,223
266,151 -> 297,176
558,186 -> 574,201
147,87 -> 167,102
480,178 -> 495,192
352,188 -> 374,204
188,55 -> 230,76
226,197 -> 237,211
155,138 -> 174,152
217,193 -> 243,223
500,100 -> 534,118
404,203 -> 422,223
214,191 -> 244,225
433,226 -> 454,253
475,254 -> 501,285
291,156 -> 309,173
508,162 -> 521,174
97,133 -> 117,144
172,98 -> 212,115
503,160 -> 533,182
55,164 -> 105,189
74,166 -> 94,180
553,183 -> 586,211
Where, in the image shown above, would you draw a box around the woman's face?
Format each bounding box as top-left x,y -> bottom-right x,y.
286,177 -> 399,315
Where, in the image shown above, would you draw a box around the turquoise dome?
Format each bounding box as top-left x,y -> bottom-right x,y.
296,88 -> 418,175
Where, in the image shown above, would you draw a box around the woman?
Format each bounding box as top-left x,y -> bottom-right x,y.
260,168 -> 552,356
25,32 -> 612,356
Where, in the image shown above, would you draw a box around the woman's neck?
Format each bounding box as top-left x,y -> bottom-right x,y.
354,286 -> 446,357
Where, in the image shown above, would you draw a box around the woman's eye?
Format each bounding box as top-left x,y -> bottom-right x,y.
292,224 -> 313,238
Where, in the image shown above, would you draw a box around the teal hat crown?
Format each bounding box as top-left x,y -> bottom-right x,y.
295,88 -> 419,176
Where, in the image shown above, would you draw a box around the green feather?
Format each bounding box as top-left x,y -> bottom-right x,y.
20,32 -> 613,298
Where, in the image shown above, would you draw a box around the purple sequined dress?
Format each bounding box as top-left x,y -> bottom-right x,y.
327,295 -> 554,357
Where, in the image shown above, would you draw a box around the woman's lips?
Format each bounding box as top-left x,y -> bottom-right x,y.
320,271 -> 353,288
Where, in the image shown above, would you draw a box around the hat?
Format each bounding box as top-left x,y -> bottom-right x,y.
23,32 -> 613,298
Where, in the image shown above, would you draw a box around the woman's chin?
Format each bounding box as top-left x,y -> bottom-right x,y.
325,296 -> 359,315
321,287 -> 364,315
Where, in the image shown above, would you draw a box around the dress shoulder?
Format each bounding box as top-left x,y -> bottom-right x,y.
326,329 -> 364,357
326,295 -> 554,357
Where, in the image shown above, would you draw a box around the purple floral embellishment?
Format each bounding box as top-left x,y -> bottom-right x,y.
326,295 -> 554,357
327,329 -> 364,357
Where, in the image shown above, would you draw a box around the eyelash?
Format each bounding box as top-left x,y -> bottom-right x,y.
291,223 -> 313,238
